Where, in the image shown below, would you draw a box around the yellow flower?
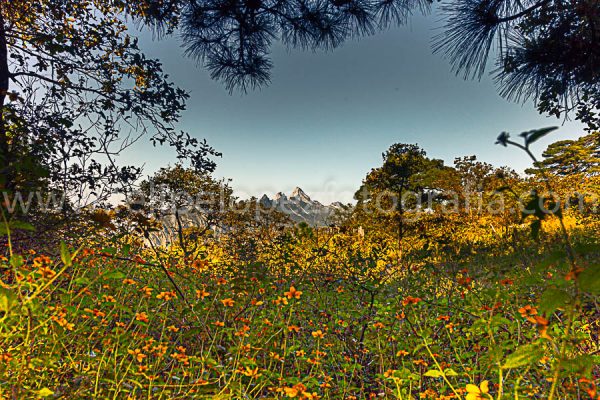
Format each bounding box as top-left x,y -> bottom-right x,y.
466,380 -> 490,400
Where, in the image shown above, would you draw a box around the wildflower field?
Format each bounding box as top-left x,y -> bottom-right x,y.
1,214 -> 598,399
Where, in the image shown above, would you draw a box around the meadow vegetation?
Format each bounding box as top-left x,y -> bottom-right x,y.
1,130 -> 599,399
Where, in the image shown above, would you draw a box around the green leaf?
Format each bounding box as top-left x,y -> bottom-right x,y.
73,276 -> 91,285
102,247 -> 117,255
0,287 -> 18,313
0,220 -> 35,235
102,270 -> 126,280
578,264 -> 600,294
424,369 -> 444,378
9,220 -> 35,231
559,354 -> 595,377
10,255 -> 24,268
502,344 -> 543,369
539,288 -> 571,316
444,368 -> 459,377
60,242 -> 72,267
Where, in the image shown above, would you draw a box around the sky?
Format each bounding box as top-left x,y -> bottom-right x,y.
130,11 -> 586,204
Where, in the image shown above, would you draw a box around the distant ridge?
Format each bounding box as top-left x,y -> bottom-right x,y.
259,187 -> 345,226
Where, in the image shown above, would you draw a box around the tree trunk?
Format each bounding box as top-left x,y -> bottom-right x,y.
0,7 -> 12,193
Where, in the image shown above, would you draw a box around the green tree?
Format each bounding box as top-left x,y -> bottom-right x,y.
136,164 -> 235,256
0,1 -> 219,208
527,131 -> 600,176
354,143 -> 445,252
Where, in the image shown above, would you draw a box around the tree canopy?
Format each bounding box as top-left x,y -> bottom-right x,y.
527,131 -> 600,176
436,0 -> 600,130
0,1 -> 219,206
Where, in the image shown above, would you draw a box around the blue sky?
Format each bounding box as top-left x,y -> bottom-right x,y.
130,12 -> 585,204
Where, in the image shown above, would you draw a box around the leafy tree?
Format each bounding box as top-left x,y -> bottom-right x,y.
0,1 -> 219,208
354,143 -> 445,250
218,196 -> 291,264
436,0 -> 600,130
136,164 -> 235,256
527,131 -> 600,176
451,155 -> 520,216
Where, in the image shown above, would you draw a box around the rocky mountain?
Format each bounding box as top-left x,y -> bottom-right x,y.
259,187 -> 346,226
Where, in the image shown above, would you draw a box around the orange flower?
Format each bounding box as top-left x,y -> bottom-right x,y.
518,305 -> 538,323
196,289 -> 210,299
274,296 -> 289,306
135,312 -> 149,323
156,291 -> 177,301
192,259 -> 208,269
141,286 -> 153,297
235,325 -> 250,337
128,348 -> 147,363
284,386 -> 299,397
85,308 -> 106,318
402,296 -> 422,306
437,315 -> 450,321
102,295 -> 116,303
167,325 -> 180,333
221,298 -> 235,307
373,322 -> 384,329
122,278 -> 136,285
214,321 -> 225,327
241,366 -> 261,378
311,330 -> 325,339
288,325 -> 301,333
396,350 -> 409,357
284,286 -> 303,299
38,266 -> 56,279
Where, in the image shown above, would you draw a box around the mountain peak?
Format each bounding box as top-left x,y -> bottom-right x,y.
291,186 -> 311,202
274,192 -> 287,201
258,188 -> 348,226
